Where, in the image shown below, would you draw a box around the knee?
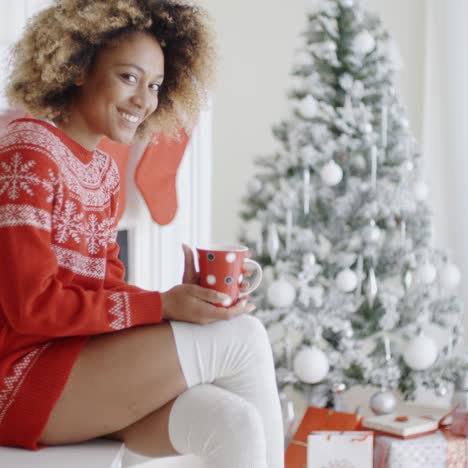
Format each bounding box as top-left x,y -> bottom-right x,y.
213,397 -> 266,456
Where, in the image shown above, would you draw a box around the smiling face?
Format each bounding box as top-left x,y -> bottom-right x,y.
61,31 -> 165,149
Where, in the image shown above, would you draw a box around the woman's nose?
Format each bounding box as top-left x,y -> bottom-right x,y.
131,84 -> 151,108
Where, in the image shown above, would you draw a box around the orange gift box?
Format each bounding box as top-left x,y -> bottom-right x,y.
286,406 -> 363,468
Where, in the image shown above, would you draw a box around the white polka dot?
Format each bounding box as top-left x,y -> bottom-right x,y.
225,252 -> 236,263
238,274 -> 244,284
206,275 -> 216,285
222,297 -> 233,307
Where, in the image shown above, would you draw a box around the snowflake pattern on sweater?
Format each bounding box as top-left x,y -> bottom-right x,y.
0,122 -> 119,261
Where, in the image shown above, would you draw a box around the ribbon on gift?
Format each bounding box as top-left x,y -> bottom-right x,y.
374,406 -> 466,468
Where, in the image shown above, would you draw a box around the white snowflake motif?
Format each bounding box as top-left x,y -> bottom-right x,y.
85,214 -> 113,254
42,168 -> 63,204
0,153 -> 41,200
54,200 -> 84,244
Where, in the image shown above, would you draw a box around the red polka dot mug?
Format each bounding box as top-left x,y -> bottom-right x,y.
196,244 -> 263,307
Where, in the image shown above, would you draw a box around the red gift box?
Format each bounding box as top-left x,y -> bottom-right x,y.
286,406 -> 363,468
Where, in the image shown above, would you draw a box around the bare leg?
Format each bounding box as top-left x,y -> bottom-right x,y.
39,322 -> 186,456
108,399 -> 177,457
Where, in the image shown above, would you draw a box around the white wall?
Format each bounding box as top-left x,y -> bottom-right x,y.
203,0 -> 426,243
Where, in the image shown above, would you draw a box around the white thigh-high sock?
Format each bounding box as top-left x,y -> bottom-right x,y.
169,315 -> 284,468
169,384 -> 267,468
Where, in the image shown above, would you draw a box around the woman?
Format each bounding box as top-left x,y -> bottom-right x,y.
0,1 -> 284,467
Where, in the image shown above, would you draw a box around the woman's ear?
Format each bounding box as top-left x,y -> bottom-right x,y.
74,70 -> 87,86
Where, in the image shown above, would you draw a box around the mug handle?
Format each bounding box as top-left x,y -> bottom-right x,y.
239,258 -> 263,297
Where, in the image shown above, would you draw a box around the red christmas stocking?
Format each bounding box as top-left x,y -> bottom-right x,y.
135,131 -> 189,225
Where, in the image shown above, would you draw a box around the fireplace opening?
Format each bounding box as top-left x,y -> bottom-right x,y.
116,229 -> 129,282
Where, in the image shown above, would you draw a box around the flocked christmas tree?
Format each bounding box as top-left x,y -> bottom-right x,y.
239,0 -> 468,410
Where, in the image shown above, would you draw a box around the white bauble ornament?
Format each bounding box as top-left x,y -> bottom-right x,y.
320,160 -> 343,186
247,177 -> 262,196
439,263 -> 461,289
417,262 -> 437,285
363,221 -> 381,243
413,180 -> 429,201
336,268 -> 358,292
403,334 -> 438,370
293,347 -> 329,384
267,279 -> 296,308
297,95 -> 318,119
369,390 -> 397,415
354,31 -> 375,55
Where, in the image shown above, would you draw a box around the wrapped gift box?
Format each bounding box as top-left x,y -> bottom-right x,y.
286,407 -> 363,468
374,430 -> 468,468
307,431 -> 373,468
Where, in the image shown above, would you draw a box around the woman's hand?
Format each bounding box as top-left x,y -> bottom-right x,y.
160,244 -> 256,324
160,283 -> 255,324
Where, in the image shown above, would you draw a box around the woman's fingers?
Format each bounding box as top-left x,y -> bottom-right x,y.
182,243 -> 199,284
163,283 -> 256,324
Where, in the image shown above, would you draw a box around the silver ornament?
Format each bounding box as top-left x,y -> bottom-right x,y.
303,253 -> 316,266
403,270 -> 413,291
400,219 -> 407,244
435,383 -> 448,397
303,167 -> 311,215
383,336 -> 392,362
369,389 -> 397,415
266,223 -> 280,262
332,382 -> 347,393
354,255 -> 363,301
366,267 -> 378,307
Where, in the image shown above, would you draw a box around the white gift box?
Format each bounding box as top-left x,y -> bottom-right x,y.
307,431 -> 373,468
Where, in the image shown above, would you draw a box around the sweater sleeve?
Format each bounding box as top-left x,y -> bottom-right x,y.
0,136 -> 163,338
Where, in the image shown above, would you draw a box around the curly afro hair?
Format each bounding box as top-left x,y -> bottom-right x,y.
6,0 -> 216,137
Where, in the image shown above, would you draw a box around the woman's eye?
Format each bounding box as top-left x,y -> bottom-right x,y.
121,73 -> 137,83
150,83 -> 161,93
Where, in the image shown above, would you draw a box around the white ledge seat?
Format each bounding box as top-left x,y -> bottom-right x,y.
0,439 -> 203,468
0,439 -> 125,468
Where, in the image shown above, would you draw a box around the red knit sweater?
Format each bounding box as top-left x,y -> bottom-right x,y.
0,118 -> 164,449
